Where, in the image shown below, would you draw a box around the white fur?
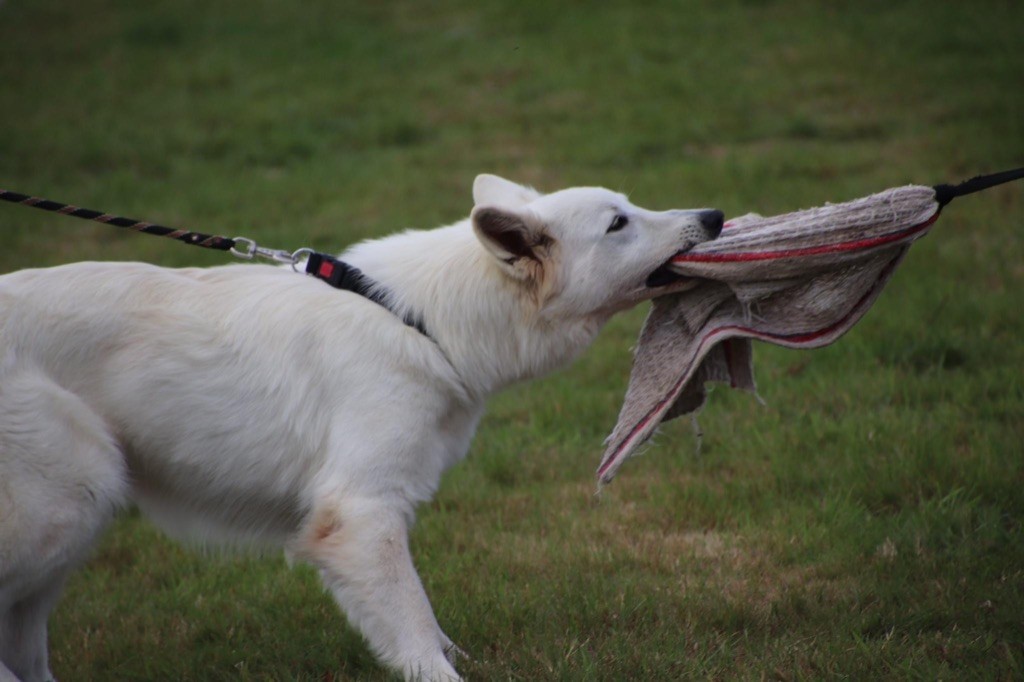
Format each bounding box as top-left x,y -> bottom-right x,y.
0,175 -> 718,681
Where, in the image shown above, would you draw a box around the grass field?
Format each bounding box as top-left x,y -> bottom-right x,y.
1,0 -> 1023,679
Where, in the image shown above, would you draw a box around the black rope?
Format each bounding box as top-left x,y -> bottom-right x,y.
933,167 -> 1024,207
0,188 -> 236,251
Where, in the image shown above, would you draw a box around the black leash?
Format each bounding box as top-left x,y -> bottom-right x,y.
0,188 -> 430,338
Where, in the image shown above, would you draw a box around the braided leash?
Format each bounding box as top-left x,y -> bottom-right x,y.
0,187 -> 431,337
0,188 -> 237,252
0,187 -> 316,265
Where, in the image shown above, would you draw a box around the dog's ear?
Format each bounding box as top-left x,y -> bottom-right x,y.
472,205 -> 552,279
473,174 -> 542,208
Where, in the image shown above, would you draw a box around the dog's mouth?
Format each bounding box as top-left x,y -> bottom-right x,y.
645,210 -> 725,288
645,252 -> 691,288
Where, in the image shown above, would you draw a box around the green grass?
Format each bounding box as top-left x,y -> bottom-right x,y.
2,0 -> 1023,679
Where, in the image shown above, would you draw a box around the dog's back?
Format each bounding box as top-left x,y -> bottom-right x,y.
1,260 -> 470,535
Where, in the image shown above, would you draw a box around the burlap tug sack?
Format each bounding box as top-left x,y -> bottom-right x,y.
598,169 -> 1024,485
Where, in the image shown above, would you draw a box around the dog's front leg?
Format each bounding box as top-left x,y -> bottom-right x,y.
297,500 -> 461,682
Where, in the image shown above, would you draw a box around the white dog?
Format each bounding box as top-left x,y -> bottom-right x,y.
0,175 -> 722,681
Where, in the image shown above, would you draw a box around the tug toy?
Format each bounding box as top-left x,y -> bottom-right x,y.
598,168 -> 1024,484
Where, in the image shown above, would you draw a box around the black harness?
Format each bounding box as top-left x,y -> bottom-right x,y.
303,251 -> 430,338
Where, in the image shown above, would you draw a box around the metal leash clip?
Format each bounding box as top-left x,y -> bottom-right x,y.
230,237 -> 314,271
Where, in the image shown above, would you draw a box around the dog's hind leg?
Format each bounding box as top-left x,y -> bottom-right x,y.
294,499 -> 461,682
0,370 -> 127,681
0,570 -> 74,682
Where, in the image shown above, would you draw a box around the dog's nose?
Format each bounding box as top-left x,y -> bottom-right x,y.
699,209 -> 724,239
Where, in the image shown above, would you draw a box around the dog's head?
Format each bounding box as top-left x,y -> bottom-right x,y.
471,174 -> 722,319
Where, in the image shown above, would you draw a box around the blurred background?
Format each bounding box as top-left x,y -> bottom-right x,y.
1,1 -> 1021,679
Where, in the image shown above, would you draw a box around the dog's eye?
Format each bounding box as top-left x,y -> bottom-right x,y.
607,215 -> 629,233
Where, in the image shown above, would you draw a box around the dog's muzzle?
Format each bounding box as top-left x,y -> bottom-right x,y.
645,209 -> 724,288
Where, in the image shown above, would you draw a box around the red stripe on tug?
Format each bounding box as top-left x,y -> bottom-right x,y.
596,209 -> 941,482
673,212 -> 939,264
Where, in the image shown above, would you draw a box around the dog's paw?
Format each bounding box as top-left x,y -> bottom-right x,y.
443,639 -> 471,665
